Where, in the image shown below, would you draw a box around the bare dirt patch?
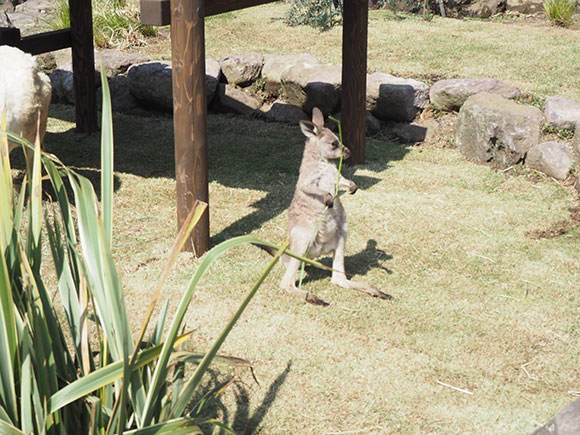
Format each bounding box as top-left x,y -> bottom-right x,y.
525,206 -> 580,239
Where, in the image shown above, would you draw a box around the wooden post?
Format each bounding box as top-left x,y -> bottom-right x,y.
342,0 -> 368,164
69,0 -> 98,133
171,0 -> 209,254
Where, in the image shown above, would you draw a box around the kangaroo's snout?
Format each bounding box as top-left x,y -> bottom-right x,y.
342,146 -> 351,159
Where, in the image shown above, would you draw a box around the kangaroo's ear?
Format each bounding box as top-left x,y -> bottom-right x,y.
299,120 -> 318,138
312,107 -> 324,129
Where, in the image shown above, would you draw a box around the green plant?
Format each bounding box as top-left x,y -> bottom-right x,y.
42,0 -> 70,29
544,0 -> 576,26
44,0 -> 157,48
253,78 -> 266,93
284,0 -> 343,31
543,124 -> 576,139
0,69 -> 330,433
92,0 -> 157,49
514,93 -> 545,110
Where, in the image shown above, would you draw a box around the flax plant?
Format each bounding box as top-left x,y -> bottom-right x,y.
0,69 -> 329,433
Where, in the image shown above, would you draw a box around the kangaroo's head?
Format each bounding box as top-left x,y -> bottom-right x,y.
298,107 -> 351,161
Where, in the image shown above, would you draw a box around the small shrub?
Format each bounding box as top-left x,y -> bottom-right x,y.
43,0 -> 70,29
253,78 -> 266,93
543,124 -> 576,139
284,0 -> 343,31
45,0 -> 157,48
544,0 -> 576,26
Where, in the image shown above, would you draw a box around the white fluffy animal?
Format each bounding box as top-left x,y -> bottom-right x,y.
260,108 -> 393,306
0,45 -> 52,158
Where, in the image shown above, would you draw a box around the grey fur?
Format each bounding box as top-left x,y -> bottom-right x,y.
279,107 -> 393,306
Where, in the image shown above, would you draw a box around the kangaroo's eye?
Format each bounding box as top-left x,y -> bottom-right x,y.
332,141 -> 339,149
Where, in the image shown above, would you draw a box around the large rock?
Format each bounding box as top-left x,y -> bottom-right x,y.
262,54 -> 321,94
1,10 -> 12,26
50,62 -> 100,104
205,58 -> 221,105
533,398 -> 580,435
261,101 -> 307,124
127,61 -> 173,111
366,72 -> 429,122
526,141 -> 573,180
430,78 -> 519,111
573,123 -> 580,158
544,97 -> 580,130
218,53 -> 263,87
14,0 -> 52,12
127,59 -> 220,112
211,83 -> 259,116
281,63 -> 341,115
463,0 -> 504,17
391,119 -> 439,143
49,66 -> 75,104
6,0 -> 49,35
506,0 -> 544,14
96,75 -> 145,115
331,110 -> 382,136
455,93 -> 544,165
365,111 -> 382,135
95,49 -> 149,78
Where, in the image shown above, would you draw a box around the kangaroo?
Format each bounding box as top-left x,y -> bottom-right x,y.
272,107 -> 393,306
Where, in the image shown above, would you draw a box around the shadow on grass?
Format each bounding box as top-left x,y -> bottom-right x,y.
40,105 -> 410,243
195,362 -> 292,434
9,149 -> 122,203
231,360 -> 292,434
300,239 -> 393,287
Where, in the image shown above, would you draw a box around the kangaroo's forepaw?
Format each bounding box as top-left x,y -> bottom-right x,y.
324,193 -> 334,208
349,182 -> 358,194
305,292 -> 330,307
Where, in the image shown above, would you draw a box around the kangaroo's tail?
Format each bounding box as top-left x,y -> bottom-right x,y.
252,243 -> 278,257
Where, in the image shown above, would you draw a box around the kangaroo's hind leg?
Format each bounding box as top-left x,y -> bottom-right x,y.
331,232 -> 394,301
280,229 -> 330,306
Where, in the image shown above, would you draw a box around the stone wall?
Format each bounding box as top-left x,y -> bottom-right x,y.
42,48 -> 580,194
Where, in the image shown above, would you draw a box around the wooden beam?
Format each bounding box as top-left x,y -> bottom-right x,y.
204,0 -> 277,16
69,0 -> 98,133
141,0 -> 277,26
16,29 -> 72,55
0,27 -> 22,46
140,0 -> 171,26
342,0 -> 368,164
0,28 -> 72,55
171,0 -> 209,254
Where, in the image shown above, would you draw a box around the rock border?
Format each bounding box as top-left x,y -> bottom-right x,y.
42,48 -> 580,194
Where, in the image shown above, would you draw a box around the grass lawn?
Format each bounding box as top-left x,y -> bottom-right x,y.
16,3 -> 580,433
138,3 -> 580,102
33,96 -> 580,433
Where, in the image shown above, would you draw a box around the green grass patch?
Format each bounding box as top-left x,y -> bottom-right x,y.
544,0 -> 577,27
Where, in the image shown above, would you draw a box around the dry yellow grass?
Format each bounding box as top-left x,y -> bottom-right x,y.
137,4 -> 580,101
32,100 -> 580,433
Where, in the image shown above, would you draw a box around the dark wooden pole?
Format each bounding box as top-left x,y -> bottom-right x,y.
69,0 -> 98,133
171,0 -> 209,255
342,0 -> 368,164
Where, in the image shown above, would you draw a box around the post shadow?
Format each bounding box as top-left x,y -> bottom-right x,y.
40,105 -> 412,244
